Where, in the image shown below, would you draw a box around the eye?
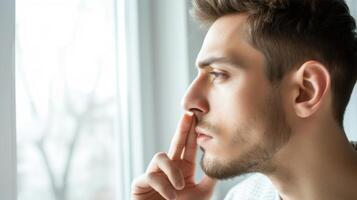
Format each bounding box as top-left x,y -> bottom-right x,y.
209,71 -> 228,81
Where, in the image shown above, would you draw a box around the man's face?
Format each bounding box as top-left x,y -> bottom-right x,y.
182,14 -> 291,179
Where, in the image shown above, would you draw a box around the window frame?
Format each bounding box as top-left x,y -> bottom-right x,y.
0,0 -> 16,199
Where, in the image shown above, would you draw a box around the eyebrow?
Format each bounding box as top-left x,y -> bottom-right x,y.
197,56 -> 243,69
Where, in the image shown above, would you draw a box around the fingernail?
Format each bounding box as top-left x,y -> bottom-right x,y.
185,111 -> 193,116
176,181 -> 185,190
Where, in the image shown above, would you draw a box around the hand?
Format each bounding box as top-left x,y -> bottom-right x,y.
131,111 -> 217,200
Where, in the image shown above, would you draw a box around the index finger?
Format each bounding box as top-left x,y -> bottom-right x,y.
168,111 -> 194,160
181,116 -> 197,162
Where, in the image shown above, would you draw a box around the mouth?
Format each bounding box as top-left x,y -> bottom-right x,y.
195,127 -> 213,137
195,127 -> 213,147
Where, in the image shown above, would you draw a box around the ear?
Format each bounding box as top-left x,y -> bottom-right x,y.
293,61 -> 331,118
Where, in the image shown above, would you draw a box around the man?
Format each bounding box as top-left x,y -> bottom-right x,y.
131,0 -> 357,199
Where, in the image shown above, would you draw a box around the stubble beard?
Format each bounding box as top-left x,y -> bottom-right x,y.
199,91 -> 291,179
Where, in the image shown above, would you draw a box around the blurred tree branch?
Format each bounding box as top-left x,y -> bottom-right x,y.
16,1 -> 116,199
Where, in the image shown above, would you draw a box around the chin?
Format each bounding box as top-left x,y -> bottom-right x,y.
199,148 -> 277,180
199,152 -> 242,179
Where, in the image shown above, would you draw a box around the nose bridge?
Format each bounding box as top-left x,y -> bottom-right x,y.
181,75 -> 208,113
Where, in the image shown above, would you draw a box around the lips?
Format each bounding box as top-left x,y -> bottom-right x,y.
195,127 -> 213,138
196,127 -> 213,147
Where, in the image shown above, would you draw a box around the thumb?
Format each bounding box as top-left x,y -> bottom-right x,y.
198,174 -> 217,192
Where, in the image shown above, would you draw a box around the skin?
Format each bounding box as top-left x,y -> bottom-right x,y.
131,112 -> 216,200
131,13 -> 357,200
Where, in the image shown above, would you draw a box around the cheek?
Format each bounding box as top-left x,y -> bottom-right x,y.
209,82 -> 262,126
206,76 -> 270,146
207,91 -> 255,149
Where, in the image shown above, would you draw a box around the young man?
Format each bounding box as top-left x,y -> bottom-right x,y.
131,0 -> 357,199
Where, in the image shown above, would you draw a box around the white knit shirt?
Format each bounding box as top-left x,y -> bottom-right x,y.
224,173 -> 280,200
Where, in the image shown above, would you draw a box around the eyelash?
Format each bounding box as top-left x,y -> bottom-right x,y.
209,71 -> 227,81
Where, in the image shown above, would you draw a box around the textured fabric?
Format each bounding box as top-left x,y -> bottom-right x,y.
224,173 -> 280,200
224,141 -> 357,200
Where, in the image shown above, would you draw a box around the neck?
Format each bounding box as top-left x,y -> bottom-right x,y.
266,120 -> 357,200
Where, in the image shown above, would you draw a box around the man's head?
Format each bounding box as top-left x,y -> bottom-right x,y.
182,0 -> 357,179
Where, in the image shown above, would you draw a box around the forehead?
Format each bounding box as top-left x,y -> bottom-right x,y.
197,14 -> 263,67
208,13 -> 250,43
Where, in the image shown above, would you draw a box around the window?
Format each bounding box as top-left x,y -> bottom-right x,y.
15,0 -> 127,199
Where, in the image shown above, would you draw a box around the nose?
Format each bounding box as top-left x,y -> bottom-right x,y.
181,76 -> 209,118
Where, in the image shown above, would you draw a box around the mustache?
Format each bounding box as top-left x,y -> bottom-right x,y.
196,118 -> 219,134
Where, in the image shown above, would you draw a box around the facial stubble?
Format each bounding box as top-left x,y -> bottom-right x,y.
199,91 -> 291,179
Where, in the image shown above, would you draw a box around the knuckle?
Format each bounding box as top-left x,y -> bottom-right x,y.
146,171 -> 157,180
130,175 -> 148,192
153,152 -> 167,161
146,172 -> 171,190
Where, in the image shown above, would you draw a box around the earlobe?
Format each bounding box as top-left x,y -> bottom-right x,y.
293,61 -> 331,118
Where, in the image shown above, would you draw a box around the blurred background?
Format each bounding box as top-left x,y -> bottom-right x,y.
12,0 -> 357,200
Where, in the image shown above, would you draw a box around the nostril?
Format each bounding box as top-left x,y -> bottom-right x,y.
189,108 -> 203,120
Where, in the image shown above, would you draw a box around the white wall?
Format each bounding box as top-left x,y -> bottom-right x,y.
344,0 -> 357,142
0,0 -> 16,199
150,0 -> 191,153
344,84 -> 357,141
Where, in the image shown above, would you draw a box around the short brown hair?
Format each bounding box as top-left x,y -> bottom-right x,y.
192,0 -> 357,126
